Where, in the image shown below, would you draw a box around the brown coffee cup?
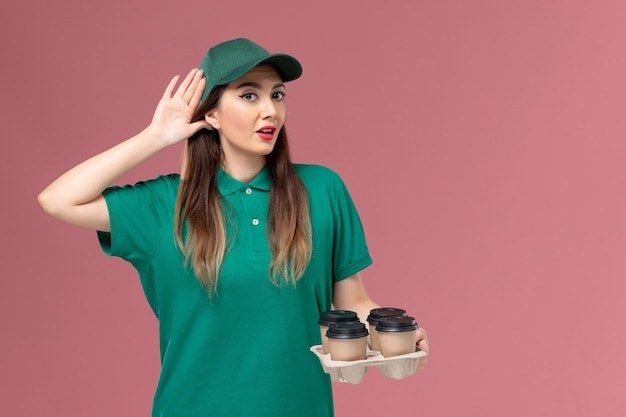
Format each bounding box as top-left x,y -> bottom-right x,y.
376,316 -> 419,358
326,321 -> 369,361
318,310 -> 359,354
366,308 -> 407,351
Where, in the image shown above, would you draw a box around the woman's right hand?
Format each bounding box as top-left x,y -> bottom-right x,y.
145,68 -> 211,146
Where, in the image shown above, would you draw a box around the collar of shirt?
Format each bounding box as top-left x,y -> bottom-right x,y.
216,165 -> 271,196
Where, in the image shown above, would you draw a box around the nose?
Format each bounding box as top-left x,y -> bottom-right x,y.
260,96 -> 277,120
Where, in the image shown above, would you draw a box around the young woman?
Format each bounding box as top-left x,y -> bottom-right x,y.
38,38 -> 429,417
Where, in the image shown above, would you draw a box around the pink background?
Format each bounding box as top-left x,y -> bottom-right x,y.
2,1 -> 626,416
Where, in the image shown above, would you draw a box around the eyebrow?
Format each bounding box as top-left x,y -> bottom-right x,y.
235,81 -> 285,90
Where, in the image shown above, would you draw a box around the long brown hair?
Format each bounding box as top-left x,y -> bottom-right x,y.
174,84 -> 312,295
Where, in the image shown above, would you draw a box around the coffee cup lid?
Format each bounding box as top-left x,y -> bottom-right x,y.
318,310 -> 359,326
326,321 -> 369,339
375,316 -> 418,332
366,307 -> 407,324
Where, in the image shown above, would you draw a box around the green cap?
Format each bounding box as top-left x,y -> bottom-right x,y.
198,38 -> 302,102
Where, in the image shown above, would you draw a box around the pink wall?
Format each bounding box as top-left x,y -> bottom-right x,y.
2,1 -> 626,416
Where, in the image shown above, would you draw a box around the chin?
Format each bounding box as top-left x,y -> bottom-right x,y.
258,143 -> 277,155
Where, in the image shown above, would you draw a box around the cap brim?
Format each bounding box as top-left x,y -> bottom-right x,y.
258,54 -> 302,82
202,53 -> 302,102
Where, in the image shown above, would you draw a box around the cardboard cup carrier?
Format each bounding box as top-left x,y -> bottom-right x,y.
312,309 -> 426,384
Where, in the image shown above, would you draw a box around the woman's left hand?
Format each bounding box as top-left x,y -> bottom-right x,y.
416,327 -> 429,370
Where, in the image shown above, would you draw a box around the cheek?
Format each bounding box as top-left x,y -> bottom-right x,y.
219,102 -> 253,132
276,104 -> 287,125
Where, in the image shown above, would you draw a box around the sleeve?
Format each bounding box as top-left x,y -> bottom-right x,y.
96,175 -> 177,272
330,173 -> 373,282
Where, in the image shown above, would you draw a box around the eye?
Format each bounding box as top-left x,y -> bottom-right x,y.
239,92 -> 258,101
272,91 -> 285,100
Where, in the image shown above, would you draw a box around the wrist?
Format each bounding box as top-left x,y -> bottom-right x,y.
140,126 -> 177,151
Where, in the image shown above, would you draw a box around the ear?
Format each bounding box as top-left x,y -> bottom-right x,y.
204,112 -> 220,130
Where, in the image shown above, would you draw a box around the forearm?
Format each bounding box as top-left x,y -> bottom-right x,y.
332,273 -> 380,329
38,128 -> 168,220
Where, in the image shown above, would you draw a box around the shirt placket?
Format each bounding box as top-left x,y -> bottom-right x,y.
239,186 -> 270,255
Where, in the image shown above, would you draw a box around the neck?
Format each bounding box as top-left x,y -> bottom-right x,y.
221,154 -> 266,183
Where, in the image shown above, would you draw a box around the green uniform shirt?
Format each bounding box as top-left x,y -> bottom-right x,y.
97,164 -> 372,417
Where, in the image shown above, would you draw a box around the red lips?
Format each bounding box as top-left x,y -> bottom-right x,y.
256,125 -> 276,140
